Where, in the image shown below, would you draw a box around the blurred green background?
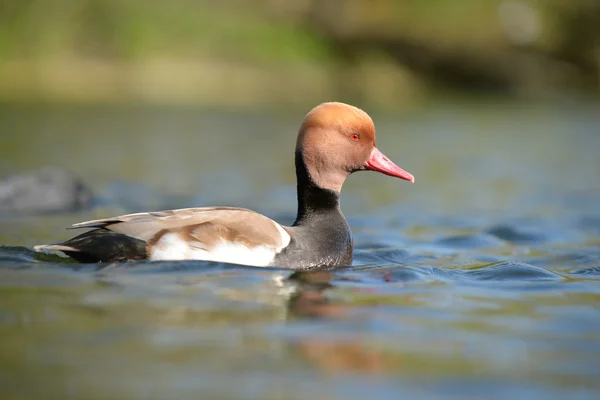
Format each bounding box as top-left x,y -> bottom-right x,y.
1,0 -> 598,108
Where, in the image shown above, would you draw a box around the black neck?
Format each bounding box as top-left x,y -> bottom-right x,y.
293,151 -> 341,226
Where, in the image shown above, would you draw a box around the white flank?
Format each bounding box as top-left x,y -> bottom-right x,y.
149,233 -> 277,266
149,233 -> 190,261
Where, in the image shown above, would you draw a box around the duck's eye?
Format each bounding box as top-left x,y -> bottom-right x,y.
351,133 -> 360,141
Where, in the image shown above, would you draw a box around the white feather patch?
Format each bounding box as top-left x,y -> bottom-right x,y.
273,222 -> 291,248
149,233 -> 277,266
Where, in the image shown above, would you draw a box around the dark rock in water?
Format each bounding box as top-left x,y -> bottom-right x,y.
0,167 -> 93,214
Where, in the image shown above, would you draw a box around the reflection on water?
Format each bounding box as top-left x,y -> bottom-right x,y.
0,101 -> 599,399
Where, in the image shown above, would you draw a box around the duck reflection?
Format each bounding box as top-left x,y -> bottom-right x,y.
285,270 -> 388,374
286,270 -> 336,318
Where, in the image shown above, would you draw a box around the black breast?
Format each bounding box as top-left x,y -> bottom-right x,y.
272,208 -> 353,269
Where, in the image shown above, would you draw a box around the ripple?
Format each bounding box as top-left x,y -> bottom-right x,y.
569,266 -> 600,278
486,225 -> 547,244
351,261 -> 564,285
353,248 -> 413,265
348,265 -> 432,283
0,246 -> 35,263
455,261 -> 564,282
435,233 -> 503,249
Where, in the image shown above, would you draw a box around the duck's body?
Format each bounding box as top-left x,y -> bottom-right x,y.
35,102 -> 414,269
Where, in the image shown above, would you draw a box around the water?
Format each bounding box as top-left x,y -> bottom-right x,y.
1,101 -> 599,399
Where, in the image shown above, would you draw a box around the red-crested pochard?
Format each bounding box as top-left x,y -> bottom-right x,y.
35,102 -> 414,269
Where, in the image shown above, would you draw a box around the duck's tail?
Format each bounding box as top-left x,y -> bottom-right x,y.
34,229 -> 147,263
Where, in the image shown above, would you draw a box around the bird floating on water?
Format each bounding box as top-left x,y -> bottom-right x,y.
35,102 -> 414,269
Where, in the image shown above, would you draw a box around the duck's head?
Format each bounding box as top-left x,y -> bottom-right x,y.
296,102 -> 414,192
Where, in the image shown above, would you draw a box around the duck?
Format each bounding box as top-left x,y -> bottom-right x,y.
34,102 -> 414,269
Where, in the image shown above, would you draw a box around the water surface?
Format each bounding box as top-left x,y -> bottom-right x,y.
1,101 -> 599,399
